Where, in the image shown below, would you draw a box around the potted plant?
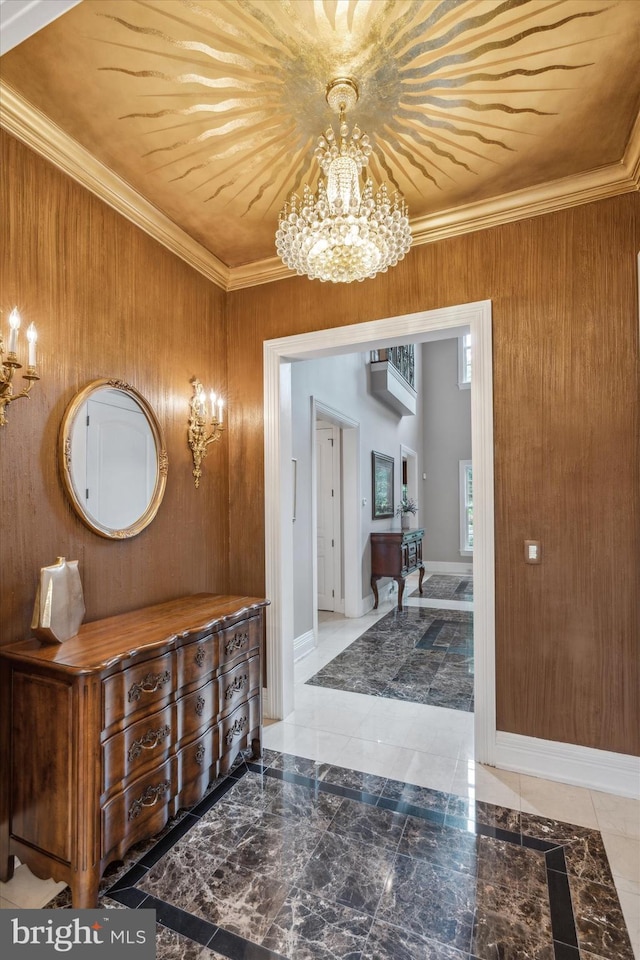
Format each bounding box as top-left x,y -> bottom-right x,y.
396,496 -> 417,530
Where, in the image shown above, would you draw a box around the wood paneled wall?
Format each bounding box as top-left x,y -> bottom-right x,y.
226,193 -> 640,757
0,132 -> 229,646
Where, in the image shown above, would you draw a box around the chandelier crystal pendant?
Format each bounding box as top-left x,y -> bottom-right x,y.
276,78 -> 412,283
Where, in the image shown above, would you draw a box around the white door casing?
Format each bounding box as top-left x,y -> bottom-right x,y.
263,301 -> 495,765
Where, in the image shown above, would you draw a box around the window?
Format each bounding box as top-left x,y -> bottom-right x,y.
458,332 -> 471,388
459,460 -> 473,554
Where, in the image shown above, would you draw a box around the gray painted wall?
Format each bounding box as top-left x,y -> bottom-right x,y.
291,350 -> 423,639
421,338 -> 472,564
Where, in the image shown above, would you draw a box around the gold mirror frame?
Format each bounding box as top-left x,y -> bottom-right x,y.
59,378 -> 168,539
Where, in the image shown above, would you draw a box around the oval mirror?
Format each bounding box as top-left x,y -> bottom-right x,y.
59,379 -> 168,539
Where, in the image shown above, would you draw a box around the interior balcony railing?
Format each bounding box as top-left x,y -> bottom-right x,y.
370,344 -> 416,417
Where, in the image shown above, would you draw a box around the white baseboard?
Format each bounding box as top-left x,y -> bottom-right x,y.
495,731 -> 640,799
423,561 -> 473,574
293,629 -> 316,662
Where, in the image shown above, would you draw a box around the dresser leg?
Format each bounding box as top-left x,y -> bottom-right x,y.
371,576 -> 379,609
397,577 -> 406,608
70,870 -> 100,909
418,564 -> 425,594
251,735 -> 262,760
0,853 -> 15,884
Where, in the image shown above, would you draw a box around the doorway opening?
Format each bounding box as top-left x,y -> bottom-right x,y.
263,301 -> 495,765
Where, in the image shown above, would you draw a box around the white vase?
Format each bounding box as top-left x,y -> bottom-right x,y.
401,513 -> 411,530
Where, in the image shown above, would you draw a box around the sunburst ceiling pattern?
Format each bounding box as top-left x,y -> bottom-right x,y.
1,0 -> 639,275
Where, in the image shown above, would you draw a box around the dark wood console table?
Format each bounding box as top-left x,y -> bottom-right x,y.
371,529 -> 425,609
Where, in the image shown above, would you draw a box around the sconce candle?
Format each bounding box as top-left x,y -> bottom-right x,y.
1,307 -> 41,427
8,308 -> 20,354
27,323 -> 37,367
188,377 -> 225,488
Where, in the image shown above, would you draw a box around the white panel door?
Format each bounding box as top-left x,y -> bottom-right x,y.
316,424 -> 339,611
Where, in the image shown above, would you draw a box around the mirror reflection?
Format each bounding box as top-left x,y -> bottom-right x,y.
60,379 -> 167,539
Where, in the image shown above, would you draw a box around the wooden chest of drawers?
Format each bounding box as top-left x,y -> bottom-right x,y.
0,593 -> 268,907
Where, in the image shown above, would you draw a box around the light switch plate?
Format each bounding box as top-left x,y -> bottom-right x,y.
525,540 -> 541,563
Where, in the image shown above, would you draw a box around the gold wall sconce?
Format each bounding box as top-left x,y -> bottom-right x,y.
1,308 -> 40,427
188,377 -> 224,488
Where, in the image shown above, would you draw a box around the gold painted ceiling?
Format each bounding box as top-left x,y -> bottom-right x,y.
1,0 -> 639,286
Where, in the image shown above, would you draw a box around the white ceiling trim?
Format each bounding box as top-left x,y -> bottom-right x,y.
0,82 -> 230,290
1,81 -> 638,293
0,0 -> 82,56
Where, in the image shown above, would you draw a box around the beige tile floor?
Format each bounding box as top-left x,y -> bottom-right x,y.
2,572 -> 638,959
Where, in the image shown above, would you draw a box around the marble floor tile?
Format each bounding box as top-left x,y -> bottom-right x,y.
451,761 -> 522,809
398,817 -> 479,875
591,790 -> 640,839
519,774 -> 599,829
445,798 -> 521,834
600,830 -> 640,885
382,778 -> 450,815
568,873 -> 635,959
261,720 -> 351,763
402,750 -> 459,794
476,836 -> 547,894
615,886 -> 640,960
361,920 -> 470,960
375,853 -> 476,952
262,886 -> 372,960
335,736 -> 416,782
155,925 -> 220,960
294,831 -> 395,916
328,796 -> 406,850
471,877 -> 554,960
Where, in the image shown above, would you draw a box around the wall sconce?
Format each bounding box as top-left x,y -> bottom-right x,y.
1,308 -> 40,427
188,377 -> 224,488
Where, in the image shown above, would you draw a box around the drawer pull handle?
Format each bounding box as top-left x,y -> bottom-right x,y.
128,670 -> 171,703
128,724 -> 171,761
194,647 -> 207,668
195,695 -> 206,716
224,674 -> 248,700
225,716 -> 248,745
195,743 -> 206,765
225,632 -> 249,655
128,780 -> 170,820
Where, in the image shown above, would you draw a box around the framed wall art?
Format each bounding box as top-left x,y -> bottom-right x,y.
372,451 -> 394,519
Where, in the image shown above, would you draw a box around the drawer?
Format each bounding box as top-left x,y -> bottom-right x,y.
220,696 -> 260,757
219,616 -> 261,670
176,634 -> 217,691
102,703 -> 175,795
177,723 -> 220,809
102,758 -> 175,860
407,541 -> 417,564
177,678 -> 216,743
218,655 -> 260,721
103,652 -> 174,732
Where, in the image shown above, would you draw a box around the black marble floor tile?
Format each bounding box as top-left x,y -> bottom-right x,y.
155,925 -> 221,959
381,778 -> 450,815
410,574 -> 474,601
328,796 -> 406,850
399,817 -> 479,875
361,919 -> 471,959
294,830 -> 396,916
445,798 -> 521,833
69,750 -> 632,960
375,853 -> 476,952
261,886 -> 372,960
305,606 -> 475,711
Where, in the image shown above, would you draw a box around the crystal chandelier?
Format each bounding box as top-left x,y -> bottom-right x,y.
276,78 -> 412,283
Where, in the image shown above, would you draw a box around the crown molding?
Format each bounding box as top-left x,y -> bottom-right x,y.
227,257 -> 293,291
0,82 -> 230,290
2,81 -> 637,293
